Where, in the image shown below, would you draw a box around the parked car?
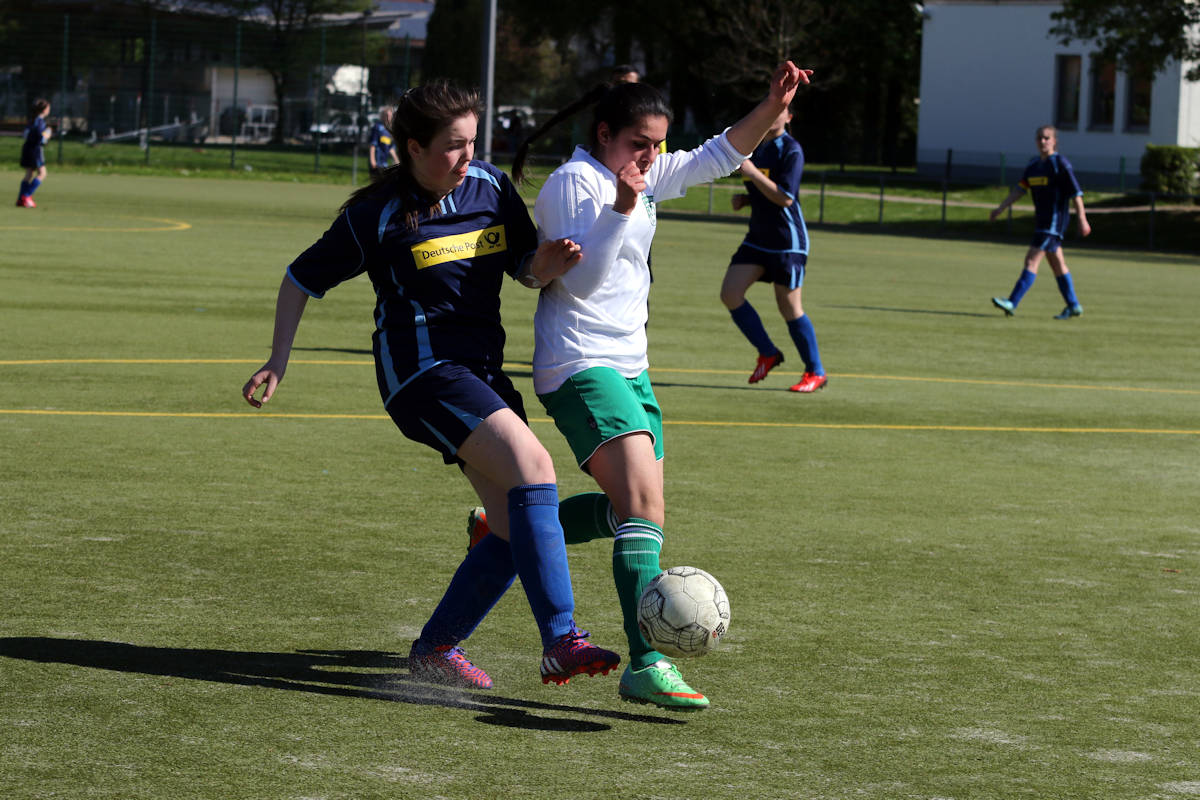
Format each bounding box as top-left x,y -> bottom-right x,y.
309,111 -> 378,143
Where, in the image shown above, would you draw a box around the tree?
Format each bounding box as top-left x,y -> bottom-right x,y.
1050,0 -> 1200,81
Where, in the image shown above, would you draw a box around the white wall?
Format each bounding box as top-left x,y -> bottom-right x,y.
917,1 -> 1190,181
1176,61 -> 1200,146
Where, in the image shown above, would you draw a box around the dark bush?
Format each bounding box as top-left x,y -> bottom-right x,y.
1140,144 -> 1200,196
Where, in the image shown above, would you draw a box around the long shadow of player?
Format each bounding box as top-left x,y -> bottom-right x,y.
0,637 -> 682,730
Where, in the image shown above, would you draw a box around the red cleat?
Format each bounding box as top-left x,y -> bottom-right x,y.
21,195 -> 36,208
466,506 -> 490,552
748,351 -> 784,384
409,642 -> 493,690
788,372 -> 828,393
540,626 -> 620,685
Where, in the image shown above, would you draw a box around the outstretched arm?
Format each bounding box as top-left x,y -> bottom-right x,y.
242,276 -> 309,408
725,62 -> 811,156
517,238 -> 583,288
738,160 -> 793,208
989,186 -> 1026,221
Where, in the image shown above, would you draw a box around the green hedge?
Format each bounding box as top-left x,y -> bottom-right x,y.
1140,144 -> 1200,195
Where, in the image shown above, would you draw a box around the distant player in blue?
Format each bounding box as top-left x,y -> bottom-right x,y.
241,82 -> 619,692
720,105 -> 826,392
16,99 -> 52,208
367,106 -> 398,179
989,125 -> 1091,319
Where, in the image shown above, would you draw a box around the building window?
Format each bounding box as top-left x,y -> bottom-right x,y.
1125,68 -> 1153,131
1055,55 -> 1081,129
1089,58 -> 1116,130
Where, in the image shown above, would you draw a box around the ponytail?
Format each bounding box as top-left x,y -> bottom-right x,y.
512,81 -> 673,184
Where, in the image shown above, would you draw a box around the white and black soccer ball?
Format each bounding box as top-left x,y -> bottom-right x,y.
636,566 -> 730,658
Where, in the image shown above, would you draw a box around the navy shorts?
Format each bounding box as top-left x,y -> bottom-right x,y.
730,244 -> 808,290
20,151 -> 44,170
1030,232 -> 1063,252
382,361 -> 527,466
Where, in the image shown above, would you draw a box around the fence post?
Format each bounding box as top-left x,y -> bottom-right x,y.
315,25 -> 325,173
819,171 -> 826,224
230,20 -> 240,169
58,13 -> 68,165
145,15 -> 155,165
1119,156 -> 1126,193
944,148 -> 953,182
1148,191 -> 1156,250
707,181 -> 714,215
877,175 -> 885,225
940,178 -> 948,232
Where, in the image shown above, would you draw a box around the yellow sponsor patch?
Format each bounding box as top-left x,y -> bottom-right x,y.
379,135 -> 392,145
411,225 -> 507,269
1026,176 -> 1049,186
760,168 -> 770,178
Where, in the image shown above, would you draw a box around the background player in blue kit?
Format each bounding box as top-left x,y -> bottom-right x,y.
719,105 -> 826,393
241,82 -> 619,692
989,125 -> 1091,319
367,105 -> 398,179
16,99 -> 52,208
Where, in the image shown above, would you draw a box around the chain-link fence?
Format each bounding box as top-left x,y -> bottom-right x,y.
2,5 -> 421,177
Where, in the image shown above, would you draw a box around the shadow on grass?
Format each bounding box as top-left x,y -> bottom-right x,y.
0,637 -> 683,730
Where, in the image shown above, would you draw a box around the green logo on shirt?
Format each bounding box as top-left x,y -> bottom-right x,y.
642,194 -> 656,225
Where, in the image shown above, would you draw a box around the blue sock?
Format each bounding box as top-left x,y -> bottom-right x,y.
729,301 -> 777,356
507,483 -> 575,648
414,532 -> 515,651
18,180 -> 30,196
1055,273 -> 1079,306
1009,270 -> 1036,307
27,178 -> 41,196
786,314 -> 824,375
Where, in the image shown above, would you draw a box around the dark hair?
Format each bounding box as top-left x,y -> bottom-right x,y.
512,81 -> 673,184
32,98 -> 49,116
340,80 -> 481,222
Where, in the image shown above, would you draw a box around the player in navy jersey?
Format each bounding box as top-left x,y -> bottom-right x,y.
367,106 -> 398,178
241,82 -> 619,691
16,99 -> 52,208
720,105 -> 826,392
989,125 -> 1091,319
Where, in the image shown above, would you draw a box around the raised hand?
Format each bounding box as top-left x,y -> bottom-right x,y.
613,161 -> 647,215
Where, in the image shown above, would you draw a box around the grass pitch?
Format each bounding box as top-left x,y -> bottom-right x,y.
1,171 -> 1199,799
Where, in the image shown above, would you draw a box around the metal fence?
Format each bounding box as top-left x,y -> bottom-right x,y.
3,7 -> 419,174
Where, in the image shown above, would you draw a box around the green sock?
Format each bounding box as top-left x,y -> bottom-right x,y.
613,518 -> 665,670
559,492 -> 616,545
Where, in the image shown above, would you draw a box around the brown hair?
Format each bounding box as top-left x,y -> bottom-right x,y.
340,81 -> 482,225
32,98 -> 49,116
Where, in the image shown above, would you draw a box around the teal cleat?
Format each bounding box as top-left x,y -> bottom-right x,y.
991,297 -> 1015,316
1054,303 -> 1083,319
618,660 -> 709,711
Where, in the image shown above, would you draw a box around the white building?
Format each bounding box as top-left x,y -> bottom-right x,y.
917,0 -> 1200,187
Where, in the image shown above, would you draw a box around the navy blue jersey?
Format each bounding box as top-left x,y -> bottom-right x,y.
20,117 -> 47,166
368,121 -> 394,168
1019,154 -> 1082,237
286,161 -> 537,404
740,132 -> 808,254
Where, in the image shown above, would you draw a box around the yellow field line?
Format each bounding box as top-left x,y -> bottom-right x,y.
0,408 -> 1196,436
2,358 -> 1195,396
0,217 -> 191,232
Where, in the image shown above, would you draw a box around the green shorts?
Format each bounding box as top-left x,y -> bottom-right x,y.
537,366 -> 664,470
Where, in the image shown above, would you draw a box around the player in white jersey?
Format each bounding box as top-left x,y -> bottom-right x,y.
503,62 -> 809,710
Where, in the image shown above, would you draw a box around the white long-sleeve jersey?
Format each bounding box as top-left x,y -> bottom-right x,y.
531,131 -> 749,395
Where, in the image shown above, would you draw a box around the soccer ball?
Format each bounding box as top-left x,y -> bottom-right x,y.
637,566 -> 730,658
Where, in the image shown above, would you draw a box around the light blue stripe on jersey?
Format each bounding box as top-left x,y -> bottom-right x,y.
379,197 -> 402,242
285,265 -> 325,298
467,164 -> 500,190
420,418 -> 458,455
439,399 -> 484,429
379,268 -> 446,407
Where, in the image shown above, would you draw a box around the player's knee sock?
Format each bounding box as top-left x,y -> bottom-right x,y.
1055,273 -> 1079,306
786,314 -> 824,376
414,532 -> 516,651
507,483 -> 575,648
1009,269 -> 1036,307
27,178 -> 41,196
613,518 -> 665,669
18,180 -> 30,196
559,492 -> 617,545
729,301 -> 777,356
